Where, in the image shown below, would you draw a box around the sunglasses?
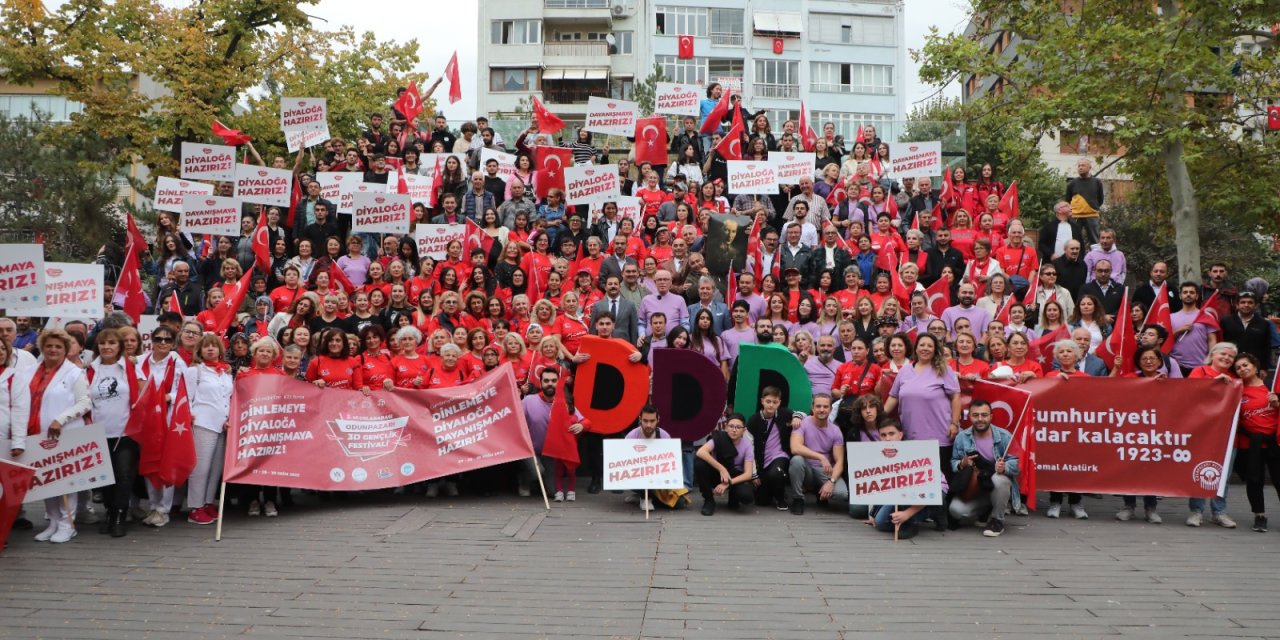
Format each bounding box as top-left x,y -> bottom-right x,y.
152,336 -> 174,343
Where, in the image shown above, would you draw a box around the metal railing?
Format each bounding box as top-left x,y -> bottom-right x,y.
545,0 -> 610,7
710,32 -> 744,46
810,83 -> 894,95
752,83 -> 800,99
543,41 -> 610,57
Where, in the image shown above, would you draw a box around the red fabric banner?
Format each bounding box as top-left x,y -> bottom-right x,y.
224,365 -> 535,490
0,458 -> 36,546
1023,378 -> 1240,498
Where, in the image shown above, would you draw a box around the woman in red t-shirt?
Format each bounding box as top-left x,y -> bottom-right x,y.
501,333 -> 533,393
1231,353 -> 1280,531
552,291 -> 591,358
391,326 -> 433,389
306,328 -> 367,392
358,325 -> 396,391
831,337 -> 882,400
425,344 -> 471,389
950,331 -> 990,382
1187,343 -> 1238,381
237,338 -> 285,379
991,332 -> 1043,383
457,328 -> 489,380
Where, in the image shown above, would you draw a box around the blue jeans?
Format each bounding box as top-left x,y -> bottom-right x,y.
874,504 -> 930,539
1189,453 -> 1232,515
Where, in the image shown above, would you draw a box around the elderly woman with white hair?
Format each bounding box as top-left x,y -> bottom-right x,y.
390,326 -> 431,390
28,329 -> 92,543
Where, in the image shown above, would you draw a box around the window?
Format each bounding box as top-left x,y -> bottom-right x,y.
656,6 -> 709,37
657,55 -> 708,85
709,59 -> 744,81
490,68 -> 540,93
812,112 -> 894,144
754,59 -> 799,98
610,31 -> 633,55
610,77 -> 635,100
709,8 -> 744,45
811,62 -> 894,95
808,13 -> 895,46
0,95 -> 83,122
491,20 -> 542,45
763,109 -> 798,133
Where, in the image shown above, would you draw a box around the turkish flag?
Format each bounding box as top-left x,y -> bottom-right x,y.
116,237 -> 147,322
328,259 -> 357,295
1268,105 -> 1280,130
532,96 -> 566,136
541,374 -> 580,466
465,217 -> 495,261
677,35 -> 694,59
394,80 -> 424,123
634,116 -> 668,166
168,291 -> 185,320
995,296 -> 1013,326
155,376 -> 197,488
211,119 -> 250,146
252,208 -> 271,274
855,125 -> 865,145
286,174 -> 303,228
825,178 -> 846,209
699,88 -> 731,134
534,146 -> 573,199
968,380 -> 1036,509
0,458 -> 35,546
128,376 -> 168,488
713,117 -> 744,160
772,38 -> 785,55
428,154 -> 445,208
1028,324 -> 1069,368
1000,180 -> 1020,219
1022,268 -> 1040,306
925,276 -> 951,318
444,50 -> 462,104
211,269 -> 254,335
820,219 -> 851,252
125,211 -> 147,254
1143,282 -> 1175,353
798,101 -> 819,152
1096,288 -> 1137,375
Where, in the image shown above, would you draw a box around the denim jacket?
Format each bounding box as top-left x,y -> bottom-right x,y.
950,426 -> 1020,477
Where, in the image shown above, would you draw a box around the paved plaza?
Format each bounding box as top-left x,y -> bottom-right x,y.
2,490 -> 1279,639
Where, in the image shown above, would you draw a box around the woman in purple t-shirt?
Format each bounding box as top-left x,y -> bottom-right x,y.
884,333 -> 962,488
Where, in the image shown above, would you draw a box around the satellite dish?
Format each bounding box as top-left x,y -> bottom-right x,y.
605,34 -> 616,45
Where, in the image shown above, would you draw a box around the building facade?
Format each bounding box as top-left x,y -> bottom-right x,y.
477,0 -> 908,142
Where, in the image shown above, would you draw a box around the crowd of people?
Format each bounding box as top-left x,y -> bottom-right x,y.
2,81 -> 1279,547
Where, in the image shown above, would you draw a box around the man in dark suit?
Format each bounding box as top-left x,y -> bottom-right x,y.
687,275 -> 730,335
1037,201 -> 1083,263
1079,259 -> 1124,321
1131,261 -> 1177,312
590,274 -> 639,345
900,176 -> 940,234
805,226 -> 852,291
597,234 -> 636,289
778,224 -> 812,274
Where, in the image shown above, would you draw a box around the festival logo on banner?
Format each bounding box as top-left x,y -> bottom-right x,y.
0,423 -> 116,502
415,224 -> 468,259
584,96 -> 640,137
0,244 -> 45,309
325,397 -> 412,462
564,164 -> 620,205
29,263 -> 104,319
846,440 -> 943,505
773,153 -> 817,185
351,192 -> 411,234
179,142 -> 236,181
1024,378 -> 1240,497
285,127 -> 331,153
234,164 -> 292,208
727,160 -> 778,195
654,82 -> 701,117
280,97 -> 327,131
889,141 -> 942,179
338,181 -> 381,215
480,148 -> 518,181
602,439 -> 683,490
180,195 -> 243,236
154,176 -> 215,214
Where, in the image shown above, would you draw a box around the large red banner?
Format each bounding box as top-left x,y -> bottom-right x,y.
224,365 -> 535,491
1024,378 -> 1240,498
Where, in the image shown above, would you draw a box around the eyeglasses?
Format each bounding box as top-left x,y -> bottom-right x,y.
724,423 -> 746,430
1042,272 -> 1057,277
182,329 -> 199,335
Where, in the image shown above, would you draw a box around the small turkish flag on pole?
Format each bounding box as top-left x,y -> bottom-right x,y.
678,35 -> 694,59
444,51 -> 462,105
394,80 -> 424,123
634,116 -> 668,166
1268,105 -> 1280,130
772,38 -> 785,55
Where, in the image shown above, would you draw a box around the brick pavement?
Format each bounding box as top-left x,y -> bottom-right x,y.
2,490 -> 1280,640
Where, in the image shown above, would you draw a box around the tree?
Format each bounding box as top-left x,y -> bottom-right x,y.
918,0 -> 1280,282
902,97 -> 1065,227
632,63 -> 669,116
0,112 -> 124,261
0,0 -> 421,178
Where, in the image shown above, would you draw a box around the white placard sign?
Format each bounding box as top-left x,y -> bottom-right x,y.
181,195 -> 243,236
179,142 -> 236,181
394,173 -> 434,204
0,244 -> 45,309
584,96 -> 640,137
1,424 -> 115,502
727,160 -> 778,195
603,439 -> 684,491
285,126 -> 331,152
233,164 -> 292,208
846,440 -> 944,506
351,191 -> 411,235
564,164 -> 620,205
31,262 -> 104,320
654,82 -> 701,117
889,141 -> 943,179
137,314 -> 159,352
589,195 -> 643,230
154,177 -> 214,214
414,224 -> 467,260
480,148 -> 518,181
338,181 -> 382,215
772,152 -> 816,185
280,97 -> 328,132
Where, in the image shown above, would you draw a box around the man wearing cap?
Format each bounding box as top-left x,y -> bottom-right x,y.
657,184 -> 691,222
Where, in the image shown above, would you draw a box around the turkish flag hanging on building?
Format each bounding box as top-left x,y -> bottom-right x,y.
678,35 -> 694,59
1268,105 -> 1280,130
772,38 -> 785,55
633,116 -> 668,166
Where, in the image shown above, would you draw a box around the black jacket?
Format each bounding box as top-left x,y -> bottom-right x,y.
1052,255 -> 1089,301
748,408 -> 796,472
804,245 -> 852,290
1037,218 -> 1083,263
1079,280 -> 1124,318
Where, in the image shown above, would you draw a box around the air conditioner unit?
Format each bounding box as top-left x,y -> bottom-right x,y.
611,2 -> 635,17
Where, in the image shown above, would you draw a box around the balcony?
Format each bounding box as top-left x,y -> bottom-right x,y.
753,83 -> 800,99
543,79 -> 610,105
544,41 -> 610,63
544,0 -> 613,24
710,32 -> 745,47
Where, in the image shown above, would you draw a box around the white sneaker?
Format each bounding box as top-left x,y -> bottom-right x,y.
1116,507 -> 1135,521
248,500 -> 261,517
264,502 -> 278,517
641,498 -> 654,511
1211,514 -> 1237,529
553,491 -> 564,502
34,520 -> 58,542
1145,509 -> 1162,524
1046,504 -> 1061,519
1013,504 -> 1030,516
566,491 -> 576,502
152,513 -> 170,528
624,494 -> 641,504
1186,512 -> 1203,527
1071,505 -> 1089,520
50,523 -> 77,544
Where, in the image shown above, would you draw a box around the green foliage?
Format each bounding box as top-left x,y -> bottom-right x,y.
0,112 -> 126,261
903,97 -> 1065,226
632,63 -> 668,116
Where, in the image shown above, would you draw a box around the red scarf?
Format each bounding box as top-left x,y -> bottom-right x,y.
200,361 -> 232,376
27,364 -> 57,436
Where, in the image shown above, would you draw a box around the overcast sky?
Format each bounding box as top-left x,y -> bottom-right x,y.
308,0 -> 969,119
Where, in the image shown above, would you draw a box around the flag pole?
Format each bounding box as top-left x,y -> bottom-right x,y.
532,456 -> 551,510
893,503 -> 900,542
644,489 -> 650,520
214,481 -> 227,541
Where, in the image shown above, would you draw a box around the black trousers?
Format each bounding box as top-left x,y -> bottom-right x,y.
754,458 -> 790,506
104,437 -> 139,513
1237,443 -> 1280,514
694,459 -> 755,505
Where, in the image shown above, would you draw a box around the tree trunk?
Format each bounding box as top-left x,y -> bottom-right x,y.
1161,138 -> 1201,283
